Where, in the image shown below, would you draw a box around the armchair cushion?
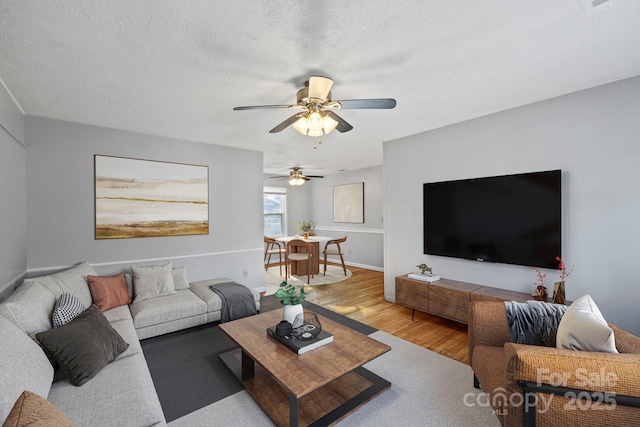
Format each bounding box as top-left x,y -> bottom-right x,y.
556,294 -> 618,353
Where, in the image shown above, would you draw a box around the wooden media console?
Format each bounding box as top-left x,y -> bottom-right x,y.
395,275 -> 533,324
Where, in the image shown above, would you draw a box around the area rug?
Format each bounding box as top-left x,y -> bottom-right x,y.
167,330 -> 500,427
141,296 -> 373,422
264,264 -> 352,295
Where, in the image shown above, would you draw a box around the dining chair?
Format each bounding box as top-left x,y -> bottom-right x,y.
264,236 -> 286,276
322,236 -> 348,276
286,239 -> 314,285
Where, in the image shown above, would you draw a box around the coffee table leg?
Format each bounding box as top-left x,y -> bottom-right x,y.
289,393 -> 299,427
241,350 -> 254,382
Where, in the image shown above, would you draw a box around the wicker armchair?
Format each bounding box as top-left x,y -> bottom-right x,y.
468,301 -> 640,427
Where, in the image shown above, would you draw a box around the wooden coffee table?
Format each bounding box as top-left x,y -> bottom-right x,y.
219,310 -> 391,427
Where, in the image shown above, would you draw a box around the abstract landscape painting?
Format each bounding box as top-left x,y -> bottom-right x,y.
95,155 -> 209,239
333,182 -> 364,223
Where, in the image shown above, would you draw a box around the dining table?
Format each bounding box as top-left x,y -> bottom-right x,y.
276,235 -> 331,276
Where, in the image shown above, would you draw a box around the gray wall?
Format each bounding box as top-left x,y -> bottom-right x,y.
384,75 -> 640,335
26,117 -> 266,291
310,166 -> 384,270
0,83 -> 27,299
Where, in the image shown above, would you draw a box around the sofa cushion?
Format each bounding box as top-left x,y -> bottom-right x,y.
556,294 -> 618,353
52,292 -> 85,328
0,316 -> 54,425
129,289 -> 207,329
0,279 -> 56,337
47,349 -> 166,427
102,304 -> 134,324
36,305 -> 129,386
40,261 -> 97,309
88,272 -> 132,312
3,390 -> 73,427
131,262 -> 177,303
189,278 -> 237,312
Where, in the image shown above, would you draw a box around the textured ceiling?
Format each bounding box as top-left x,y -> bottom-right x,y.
1,1 -> 639,176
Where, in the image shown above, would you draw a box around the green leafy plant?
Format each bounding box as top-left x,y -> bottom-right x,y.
297,220 -> 315,233
274,281 -> 307,305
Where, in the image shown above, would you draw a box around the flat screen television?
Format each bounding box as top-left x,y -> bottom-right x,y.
423,170 -> 561,269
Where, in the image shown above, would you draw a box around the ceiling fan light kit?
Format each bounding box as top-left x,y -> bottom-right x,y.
288,176 -> 306,186
292,110 -> 338,137
233,75 -> 396,136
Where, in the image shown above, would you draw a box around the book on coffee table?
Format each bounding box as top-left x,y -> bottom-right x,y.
267,325 -> 334,354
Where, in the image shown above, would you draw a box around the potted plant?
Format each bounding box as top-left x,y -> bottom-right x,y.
297,221 -> 315,238
275,281 -> 307,326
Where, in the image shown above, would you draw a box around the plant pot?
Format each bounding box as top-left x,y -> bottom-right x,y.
552,281 -> 566,305
283,304 -> 304,327
303,232 -> 309,239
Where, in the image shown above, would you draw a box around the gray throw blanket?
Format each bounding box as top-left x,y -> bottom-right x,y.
208,282 -> 257,322
504,300 -> 567,346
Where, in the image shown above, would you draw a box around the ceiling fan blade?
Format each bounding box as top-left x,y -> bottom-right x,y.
325,111 -> 353,133
233,104 -> 300,110
269,175 -> 288,179
308,76 -> 334,101
305,175 -> 324,178
336,98 -> 397,109
269,113 -> 304,133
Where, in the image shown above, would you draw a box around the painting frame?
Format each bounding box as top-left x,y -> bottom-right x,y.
94,155 -> 209,239
333,182 -> 364,223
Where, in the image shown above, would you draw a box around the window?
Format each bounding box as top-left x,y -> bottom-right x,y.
264,187 -> 286,237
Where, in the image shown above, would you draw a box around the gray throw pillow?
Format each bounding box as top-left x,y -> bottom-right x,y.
51,292 -> 85,328
36,305 -> 129,386
131,262 -> 176,303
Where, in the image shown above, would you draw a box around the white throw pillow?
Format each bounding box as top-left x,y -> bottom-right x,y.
0,279 -> 57,337
556,294 -> 618,353
172,266 -> 189,290
131,262 -> 177,303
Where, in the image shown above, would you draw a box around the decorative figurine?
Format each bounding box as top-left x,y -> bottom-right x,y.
416,263 -> 433,275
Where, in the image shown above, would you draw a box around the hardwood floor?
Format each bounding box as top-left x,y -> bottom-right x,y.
300,263 -> 470,364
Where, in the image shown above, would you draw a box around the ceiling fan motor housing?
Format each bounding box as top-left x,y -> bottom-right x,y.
297,87 -> 332,106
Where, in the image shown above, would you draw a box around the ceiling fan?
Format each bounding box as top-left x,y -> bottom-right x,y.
270,167 -> 323,186
233,75 -> 396,137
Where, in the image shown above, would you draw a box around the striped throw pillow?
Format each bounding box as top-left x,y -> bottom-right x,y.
52,293 -> 85,328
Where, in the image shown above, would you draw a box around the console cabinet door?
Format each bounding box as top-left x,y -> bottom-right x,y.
395,276 -> 429,312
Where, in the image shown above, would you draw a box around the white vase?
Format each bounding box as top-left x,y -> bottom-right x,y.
283,304 -> 304,327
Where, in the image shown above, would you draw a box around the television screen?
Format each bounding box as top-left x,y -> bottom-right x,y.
423,170 -> 561,269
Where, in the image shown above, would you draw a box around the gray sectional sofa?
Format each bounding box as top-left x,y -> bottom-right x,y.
0,261 -> 260,426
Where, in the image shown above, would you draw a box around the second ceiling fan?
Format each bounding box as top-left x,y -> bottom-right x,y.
233,75 -> 396,137
270,167 -> 323,186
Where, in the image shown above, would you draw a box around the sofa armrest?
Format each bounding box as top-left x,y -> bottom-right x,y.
468,301 -> 511,366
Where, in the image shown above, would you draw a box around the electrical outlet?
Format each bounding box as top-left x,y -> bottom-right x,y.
242,269 -> 248,278
348,249 -> 352,255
